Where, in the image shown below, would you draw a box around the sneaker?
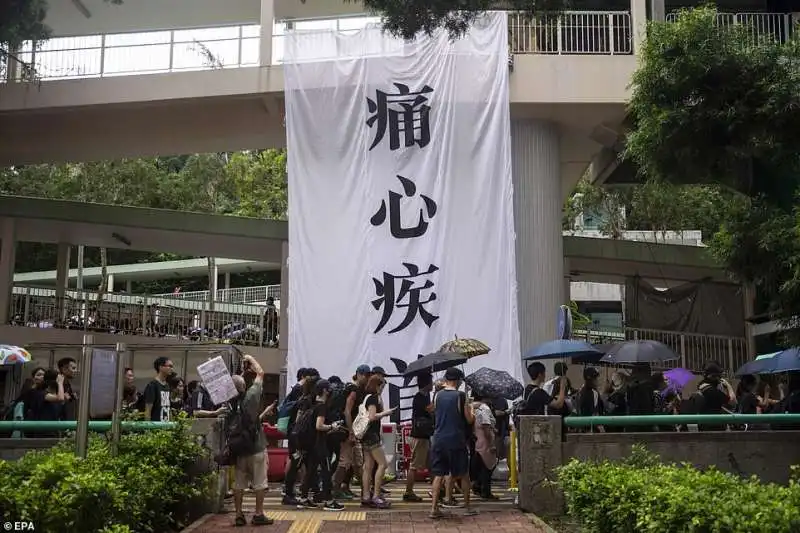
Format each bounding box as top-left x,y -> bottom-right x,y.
441,498 -> 460,509
372,497 -> 391,509
251,514 -> 274,526
463,507 -> 479,516
428,508 -> 445,520
324,500 -> 345,511
282,495 -> 300,506
342,488 -> 356,499
312,493 -> 325,504
234,514 -> 247,527
333,490 -> 354,501
297,498 -> 318,509
360,499 -> 375,508
380,486 -> 391,496
403,492 -> 423,502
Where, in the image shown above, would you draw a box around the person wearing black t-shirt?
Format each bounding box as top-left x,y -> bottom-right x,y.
332,364 -> 371,499
520,362 -> 567,417
57,357 -> 78,421
694,362 -> 735,431
404,373 -> 433,502
143,356 -> 174,423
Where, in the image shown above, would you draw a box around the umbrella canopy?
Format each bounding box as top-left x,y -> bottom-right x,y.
0,345 -> 31,365
524,339 -> 602,361
663,367 -> 695,390
403,352 -> 467,378
438,337 -> 490,358
600,340 -> 679,365
465,367 -> 524,400
735,350 -> 798,376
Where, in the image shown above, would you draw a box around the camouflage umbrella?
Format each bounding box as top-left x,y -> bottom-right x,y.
438,336 -> 490,359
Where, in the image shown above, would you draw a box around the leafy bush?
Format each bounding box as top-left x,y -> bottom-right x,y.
0,420 -> 214,533
558,445 -> 800,533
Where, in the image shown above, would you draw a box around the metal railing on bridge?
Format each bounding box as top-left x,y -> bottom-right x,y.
573,326 -> 749,376
2,11 -> 635,82
665,11 -> 794,46
7,286 -> 279,348
157,284 -> 281,305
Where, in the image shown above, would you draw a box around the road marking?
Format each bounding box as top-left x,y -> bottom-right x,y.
287,518 -> 322,533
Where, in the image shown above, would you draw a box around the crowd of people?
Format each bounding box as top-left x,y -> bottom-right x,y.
516,360 -> 800,432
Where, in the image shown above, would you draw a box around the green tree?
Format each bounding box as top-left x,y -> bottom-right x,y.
625,6 -> 800,331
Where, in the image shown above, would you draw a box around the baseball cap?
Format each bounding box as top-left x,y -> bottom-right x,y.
371,366 -> 386,376
315,379 -> 331,395
356,364 -> 371,375
444,367 -> 464,381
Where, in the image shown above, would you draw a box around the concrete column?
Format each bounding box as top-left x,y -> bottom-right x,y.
106,274 -> 114,293
650,0 -> 665,22
224,272 -> 231,290
260,0 -> 275,66
518,415 -> 563,515
55,243 -> 71,321
743,283 -> 756,360
278,240 -> 289,400
125,280 -> 133,293
0,219 -> 17,324
631,0 -> 649,54
512,120 -> 564,369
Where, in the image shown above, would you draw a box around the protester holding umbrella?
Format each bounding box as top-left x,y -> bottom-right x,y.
469,392 -> 498,500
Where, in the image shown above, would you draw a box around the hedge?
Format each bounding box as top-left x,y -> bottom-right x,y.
0,419 -> 214,533
557,445 -> 800,533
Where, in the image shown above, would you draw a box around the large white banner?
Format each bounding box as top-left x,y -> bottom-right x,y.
284,13 -> 521,403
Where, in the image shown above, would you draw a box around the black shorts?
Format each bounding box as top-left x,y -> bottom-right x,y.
429,444 -> 469,478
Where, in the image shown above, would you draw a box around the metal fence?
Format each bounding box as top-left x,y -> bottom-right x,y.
158,285 -> 281,304
508,11 -> 632,55
665,12 -> 793,45
574,326 -> 749,375
8,286 -> 279,348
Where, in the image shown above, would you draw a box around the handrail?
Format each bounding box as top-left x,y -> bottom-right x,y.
560,413 -> 800,427
0,421 -> 176,431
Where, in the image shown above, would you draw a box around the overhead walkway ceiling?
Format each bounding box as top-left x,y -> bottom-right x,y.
13,257 -> 279,285
1,195 -> 727,285
0,196 -> 285,262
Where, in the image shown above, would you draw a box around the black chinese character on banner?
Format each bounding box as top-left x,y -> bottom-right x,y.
370,175 -> 438,239
372,263 -> 440,334
367,83 -> 433,151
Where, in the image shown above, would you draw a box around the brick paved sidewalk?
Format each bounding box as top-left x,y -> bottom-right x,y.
188,510 -> 549,533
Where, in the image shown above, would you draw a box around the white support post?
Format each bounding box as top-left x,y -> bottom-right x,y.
0,219 -> 16,325
260,0 -> 276,66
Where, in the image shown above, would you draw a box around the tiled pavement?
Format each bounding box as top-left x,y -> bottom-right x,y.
187,483 -> 550,533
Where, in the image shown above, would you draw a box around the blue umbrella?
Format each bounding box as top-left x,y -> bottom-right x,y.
735,352 -> 780,376
765,348 -> 800,374
524,340 -> 602,361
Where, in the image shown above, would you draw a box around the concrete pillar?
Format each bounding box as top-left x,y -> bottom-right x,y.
260,0 -> 275,66
650,0 -> 665,22
55,243 -> 71,321
0,219 -> 16,324
512,120 -> 564,371
125,280 -> 133,294
743,283 -> 756,360
224,271 -> 231,290
278,240 -> 289,400
518,415 -> 563,515
631,0 -> 649,54
106,274 -> 114,293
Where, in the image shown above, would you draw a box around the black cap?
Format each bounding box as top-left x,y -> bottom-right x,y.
315,379 -> 331,395
356,364 -> 372,375
371,366 -> 386,376
583,367 -> 600,380
444,367 -> 464,381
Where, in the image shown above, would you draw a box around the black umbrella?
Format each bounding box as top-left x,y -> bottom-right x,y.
600,340 -> 679,365
465,367 -> 524,400
402,351 -> 467,378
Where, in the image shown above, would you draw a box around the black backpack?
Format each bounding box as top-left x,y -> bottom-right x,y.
216,402 -> 258,465
291,404 -> 318,451
327,384 -> 350,423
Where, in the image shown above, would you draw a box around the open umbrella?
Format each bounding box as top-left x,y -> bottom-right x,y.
524,340 -> 602,361
758,348 -> 800,374
438,336 -> 490,358
0,345 -> 31,365
465,367 -> 524,400
735,352 -> 780,376
600,340 -> 678,365
663,367 -> 695,390
403,352 -> 467,378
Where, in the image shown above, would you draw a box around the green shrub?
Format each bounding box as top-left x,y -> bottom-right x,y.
0,420 -> 214,533
558,445 -> 800,533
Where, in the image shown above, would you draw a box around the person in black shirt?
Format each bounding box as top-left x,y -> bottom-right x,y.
360,374 -> 396,509
57,357 -> 78,421
333,364 -> 371,500
403,373 -> 433,502
693,361 -> 735,431
520,362 -> 567,417
143,357 -> 174,423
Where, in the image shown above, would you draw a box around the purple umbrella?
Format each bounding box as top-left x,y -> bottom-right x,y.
663,367 -> 695,390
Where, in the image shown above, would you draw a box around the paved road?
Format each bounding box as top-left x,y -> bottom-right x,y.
188,483 -> 549,533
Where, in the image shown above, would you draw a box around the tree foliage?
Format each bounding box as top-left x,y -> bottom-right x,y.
625,6 -> 800,330
0,150 -> 287,292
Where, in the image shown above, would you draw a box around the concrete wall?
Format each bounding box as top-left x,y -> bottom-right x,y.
517,415 -> 800,516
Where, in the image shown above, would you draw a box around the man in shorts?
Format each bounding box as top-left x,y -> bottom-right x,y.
429,367 -> 477,518
404,373 -> 433,501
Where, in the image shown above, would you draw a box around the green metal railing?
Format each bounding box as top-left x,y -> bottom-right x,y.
0,421 -> 176,432
563,414 -> 800,427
